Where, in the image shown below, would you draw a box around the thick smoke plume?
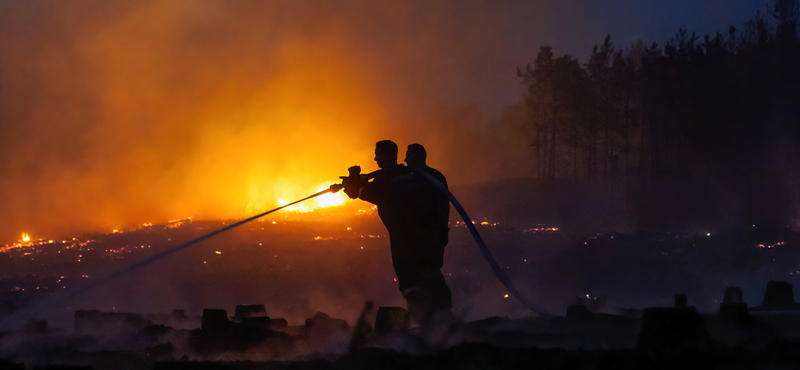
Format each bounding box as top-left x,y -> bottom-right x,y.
0,0 -> 764,241
0,1 -> 528,241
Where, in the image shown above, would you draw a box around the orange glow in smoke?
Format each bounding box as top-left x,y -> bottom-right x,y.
0,1 -> 539,243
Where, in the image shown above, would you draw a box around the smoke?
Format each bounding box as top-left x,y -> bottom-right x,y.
0,0 -> 531,242
0,0 -> 769,241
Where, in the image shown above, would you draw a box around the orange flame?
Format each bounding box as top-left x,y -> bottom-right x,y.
276,184 -> 347,213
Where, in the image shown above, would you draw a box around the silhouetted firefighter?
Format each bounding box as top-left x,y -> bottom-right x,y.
344,140 -> 452,325
405,143 -> 450,248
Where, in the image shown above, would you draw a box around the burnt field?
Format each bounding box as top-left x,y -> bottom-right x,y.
0,206 -> 546,328
1,203 -> 798,327
1,203 -> 799,368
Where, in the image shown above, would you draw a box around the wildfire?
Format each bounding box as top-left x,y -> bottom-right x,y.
276,199 -> 311,212
276,184 -> 347,212
21,233 -> 30,243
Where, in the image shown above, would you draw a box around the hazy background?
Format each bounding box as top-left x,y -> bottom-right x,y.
0,0 -> 767,241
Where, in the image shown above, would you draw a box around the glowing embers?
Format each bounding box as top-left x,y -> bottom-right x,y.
758,242 -> 786,249
523,225 -> 559,233
453,220 -> 501,227
276,185 -> 347,213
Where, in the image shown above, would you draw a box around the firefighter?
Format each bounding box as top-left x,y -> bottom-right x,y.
344,140 -> 451,325
405,143 -> 450,249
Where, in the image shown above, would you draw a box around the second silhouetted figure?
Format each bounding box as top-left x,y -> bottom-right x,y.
344,140 -> 451,325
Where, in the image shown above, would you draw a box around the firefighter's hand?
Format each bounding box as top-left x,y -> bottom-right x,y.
344,166 -> 363,199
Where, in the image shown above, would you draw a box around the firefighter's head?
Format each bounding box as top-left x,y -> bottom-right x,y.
374,140 -> 398,169
405,143 -> 427,169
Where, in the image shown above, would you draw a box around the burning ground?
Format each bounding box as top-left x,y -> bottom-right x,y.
2,179 -> 800,326
1,186 -> 800,368
0,201 -> 535,329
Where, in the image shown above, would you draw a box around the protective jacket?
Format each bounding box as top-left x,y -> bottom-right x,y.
345,164 -> 445,290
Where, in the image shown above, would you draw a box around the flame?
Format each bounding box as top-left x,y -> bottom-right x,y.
276,183 -> 347,213
21,233 -> 30,243
277,198 -> 311,212
313,186 -> 346,208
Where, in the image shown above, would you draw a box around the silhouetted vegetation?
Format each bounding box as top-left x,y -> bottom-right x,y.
513,0 -> 800,230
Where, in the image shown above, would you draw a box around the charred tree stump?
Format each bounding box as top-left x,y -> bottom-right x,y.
719,286 -> 750,324
201,309 -> 229,332
637,307 -> 715,354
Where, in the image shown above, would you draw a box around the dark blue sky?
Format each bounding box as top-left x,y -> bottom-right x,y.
420,0 -> 768,115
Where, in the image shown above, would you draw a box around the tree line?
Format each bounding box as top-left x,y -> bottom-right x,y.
513,0 -> 800,185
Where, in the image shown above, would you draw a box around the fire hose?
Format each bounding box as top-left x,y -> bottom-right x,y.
409,170 -> 547,317
345,168 -> 545,315
1,170 -> 544,330
0,188 -> 339,329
